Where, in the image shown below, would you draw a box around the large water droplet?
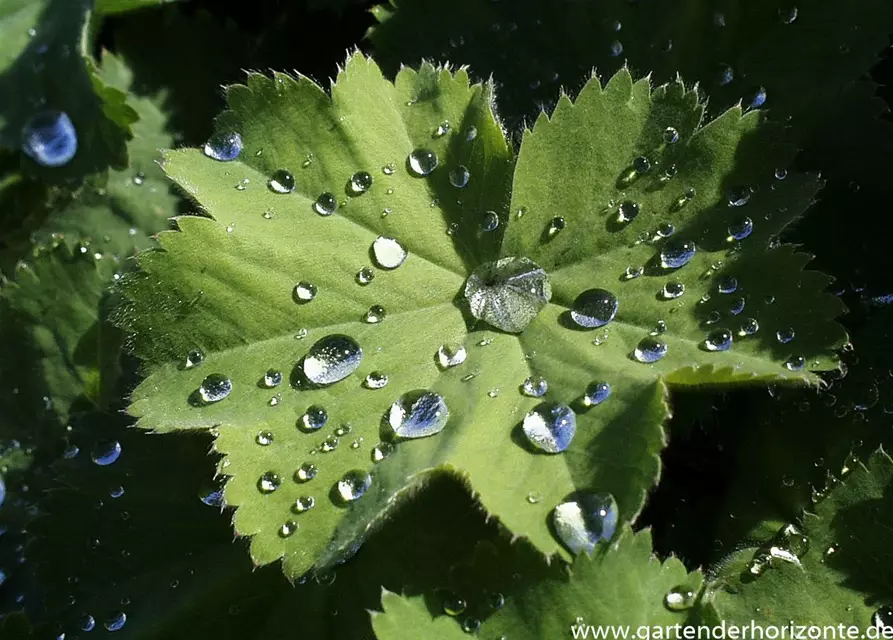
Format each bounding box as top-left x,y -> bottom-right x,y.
583,381 -> 611,407
372,236 -> 408,269
633,337 -> 668,363
389,390 -> 449,438
464,257 -> 551,333
408,149 -> 438,176
294,496 -> 315,513
522,375 -> 548,397
22,110 -> 77,167
522,402 -> 576,453
481,211 -> 500,232
268,169 -> 295,193
552,493 -> 618,554
356,267 -> 375,285
104,611 -> 127,632
785,355 -> 806,371
337,470 -> 372,502
570,289 -> 618,329
263,369 -> 283,388
437,343 -> 467,369
660,240 -> 696,269
295,462 -> 318,483
302,334 -> 362,385
661,282 -> 685,300
617,200 -> 640,223
314,192 -> 337,216
203,131 -> 242,162
704,328 -> 733,352
349,171 -> 373,195
79,614 -> 96,632
728,186 -> 752,207
198,373 -> 232,403
91,440 -> 122,466
776,327 -> 795,344
738,318 -> 759,336
258,471 -> 281,493
664,587 -> 696,612
294,281 -> 317,302
301,405 -> 328,431
728,216 -> 753,241
717,276 -> 738,294
449,165 -> 470,188
363,304 -> 386,324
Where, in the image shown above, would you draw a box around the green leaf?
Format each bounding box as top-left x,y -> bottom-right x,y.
373,527 -> 702,638
707,448 -> 893,626
95,0 -> 185,15
0,0 -> 138,179
120,53 -> 845,580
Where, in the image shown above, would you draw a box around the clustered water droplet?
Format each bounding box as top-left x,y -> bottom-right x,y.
372,236 -> 408,269
552,493 -> 618,554
22,110 -> 78,167
199,374 -> 232,403
337,469 -> 372,502
522,402 -> 577,453
634,337 -> 669,363
437,343 -> 467,369
203,131 -> 242,162
302,334 -> 363,385
570,289 -> 618,329
522,375 -> 548,397
583,381 -> 611,407
268,169 -> 296,193
407,148 -> 438,176
389,390 -> 449,438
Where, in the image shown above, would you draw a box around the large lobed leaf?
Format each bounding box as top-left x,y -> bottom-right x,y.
119,53 -> 846,579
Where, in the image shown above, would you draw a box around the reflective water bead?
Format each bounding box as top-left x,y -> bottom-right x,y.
279,520 -> 298,537
729,297 -> 746,315
203,131 -> 242,162
389,390 -> 449,438
522,375 -> 548,397
294,496 -> 315,513
464,257 -> 551,333
437,344 -> 468,369
656,222 -> 675,238
462,619 -> 481,634
295,462 -> 318,482
779,6 -> 798,24
776,327 -> 795,344
433,121 -> 450,138
294,281 -> 317,302
663,126 -> 680,144
104,611 -> 127,632
522,402 -> 577,453
633,156 -> 651,174
22,110 -> 78,167
465,126 -> 478,141
364,371 -> 389,389
608,40 -> 623,56
185,349 -> 204,369
349,171 -> 373,195
482,211 -> 500,231
583,381 -> 611,407
704,311 -> 721,325
449,165 -> 470,188
727,186 -> 752,207
443,595 -> 467,616
407,148 -> 438,176
548,216 -> 566,236
775,168 -> 788,180
661,282 -> 685,300
91,440 -> 122,466
487,388 -> 500,398
704,328 -> 733,352
785,356 -> 806,371
664,587 -> 696,612
337,470 -> 372,502
738,318 -> 759,336
633,337 -> 668,363
263,369 -> 283,388
199,374 -> 232,403
257,471 -> 282,493
660,240 -> 696,269
623,265 -> 643,280
717,64 -> 734,86
617,200 -> 640,223
79,614 -> 97,632
268,169 -> 296,193
301,405 -> 328,431
364,305 -> 386,324
747,87 -> 767,109
717,276 -> 738,294
314,192 -> 337,216
372,441 -> 395,462
356,267 -> 375,285
372,236 -> 408,269
728,216 -> 753,241
552,493 -> 618,554
652,320 -> 668,335
570,288 -> 618,329
302,334 -> 363,385
256,430 -> 274,446
872,606 -> 893,631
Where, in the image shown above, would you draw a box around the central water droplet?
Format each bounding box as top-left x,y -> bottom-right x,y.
349,171 -> 373,194
363,304 -> 387,324
91,440 -> 122,466
22,110 -> 78,167
301,405 -> 328,430
728,216 -> 753,241
263,369 -> 283,388
661,282 -> 685,300
302,334 -> 362,385
704,328 -> 733,352
337,470 -> 372,502
583,381 -> 611,407
664,587 -> 696,612
449,165 -> 470,188
437,343 -> 467,369
295,462 -> 318,482
364,371 -> 389,389
199,373 -> 232,403
872,606 -> 893,631
617,200 -> 640,223
570,288 -> 618,329
407,149 -> 438,176
258,471 -> 281,493
552,493 -> 618,554
268,169 -> 295,193
203,131 -> 242,162
522,402 -> 576,453
482,211 -> 500,232
660,240 -> 696,269
522,375 -> 548,397
314,192 -> 337,216
727,186 -> 752,207
293,281 -> 317,302
356,267 -> 375,285
464,257 -> 552,333
388,390 -> 449,438
776,327 -> 795,344
372,236 -> 408,269
634,337 -> 668,363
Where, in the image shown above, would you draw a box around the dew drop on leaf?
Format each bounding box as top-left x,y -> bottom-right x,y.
263,369 -> 283,388
363,305 -> 386,324
664,587 -> 696,612
785,355 -> 806,371
79,614 -> 96,632
22,110 -> 78,167
363,371 -> 389,389
371,441 -> 395,462
407,148 -> 438,176
663,126 -> 680,144
198,373 -> 232,403
717,64 -> 735,86
551,493 -> 618,554
293,281 -> 317,302
521,375 -> 548,397
293,496 -> 315,513
608,40 -> 623,56
301,405 -> 328,431
356,267 -> 375,285
738,318 -> 760,336
617,200 -> 640,223
464,257 -> 552,333
729,297 -> 746,315
349,171 -> 373,195
465,126 -> 478,141
462,619 -> 481,634
382,162 -> 396,175
279,520 -> 298,537
634,337 -> 669,363
202,131 -> 242,162
372,236 -> 408,269
433,120 -> 450,138
314,192 -> 337,216
728,216 -> 753,241
295,463 -> 318,483
522,402 -> 577,453
717,276 -> 738,294
388,390 -> 450,439
257,471 -> 282,494
337,470 -> 372,502
776,327 -> 796,344
779,6 -> 798,24
704,328 -> 733,352
482,211 -> 500,232
659,240 -> 696,269
633,156 -> 651,174
570,289 -> 618,329
747,87 -> 768,109
655,222 -> 675,238
91,440 -> 122,466
103,611 -> 127,632
449,165 -> 470,188
583,382 -> 611,407
661,282 -> 685,300
623,265 -> 643,280
302,334 -> 363,385
443,594 -> 467,616
184,349 -> 204,369
548,216 -> 566,236
256,430 -> 274,446
871,606 -> 893,631
437,344 -> 468,369
268,169 -> 296,194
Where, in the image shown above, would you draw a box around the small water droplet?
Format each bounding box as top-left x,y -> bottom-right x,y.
372,441 -> 395,462
779,6 -> 798,24
363,304 -> 386,324
608,40 -> 623,56
314,192 -> 337,216
443,595 -> 467,616
294,281 -> 318,302
704,328 -> 733,352
356,267 -> 375,285
465,257 -> 551,333
717,64 -> 735,86
661,282 -> 685,300
615,200 -> 640,224
655,222 -> 675,238
437,344 -> 467,369
548,216 -> 566,236
203,131 -> 242,162
660,240 -> 696,269
79,613 -> 96,632
372,236 -> 408,269
268,169 -> 296,193
349,171 -> 373,195
785,355 -> 806,371
522,376 -> 548,397
738,318 -> 760,336
433,121 -> 451,138
570,289 -> 618,329
91,440 -> 122,466
21,110 -> 78,167
552,493 -> 618,554
776,328 -> 795,344
633,156 -> 651,174
728,216 -> 753,241
663,127 -> 680,144
583,381 -> 611,407
462,619 -> 481,634
263,369 -> 283,388
302,334 -> 363,385
362,370 -> 389,390
302,153 -> 314,168
301,405 -> 328,431
132,171 -> 145,186
623,265 -> 643,280
527,491 -> 543,504
337,470 -> 372,502
664,587 -> 696,612
465,126 -> 478,141
185,349 -> 204,369
389,390 -> 449,438
295,463 -> 318,483
293,496 -> 315,513
198,373 -> 232,403
634,337 -> 669,363
258,471 -> 282,494
717,276 -> 738,294
256,430 -> 274,446
747,87 -> 767,109
522,402 -> 576,453
408,149 -> 438,176
381,162 -> 397,176
279,520 -> 298,537
449,165 -> 470,188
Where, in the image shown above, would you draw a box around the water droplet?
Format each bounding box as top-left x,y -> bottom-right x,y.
775,168 -> 788,181
663,127 -> 680,144
301,405 -> 328,431
717,64 -> 735,86
263,369 -> 283,388
779,6 -> 798,24
570,288 -> 618,329
389,390 -> 449,438
294,281 -> 317,302
314,192 -> 337,216
337,470 -> 372,502
522,376 -> 548,397
548,216 -> 566,236
728,217 -> 753,241
623,265 -> 643,280
664,587 -> 696,612
465,126 -> 478,141
198,373 -> 232,403
372,236 -> 408,269
109,485 -> 125,498
258,471 -> 281,494
199,484 -> 224,507
617,200 -> 640,223
132,171 -> 145,186
279,520 -> 298,537
356,267 -> 375,285
464,257 -> 552,333
747,87 -> 767,109
608,40 -> 623,56
785,356 -> 806,371
738,318 -> 759,336
527,491 -> 543,504
104,611 -> 127,632
433,121 -> 451,138
372,441 -> 395,462
634,337 -> 669,363
462,619 -> 481,634
717,276 -> 738,294
185,349 -> 204,369
268,169 -> 295,193
660,240 -> 696,269
481,210 -> 500,232
63,443 -> 79,459
203,131 -> 242,162
872,606 -> 893,630
21,110 -> 78,167
91,440 -> 121,466
349,171 -> 373,195
302,334 -> 363,385
704,328 -> 733,352
583,382 -> 611,407
776,328 -> 795,344
443,595 -> 466,616
655,222 -> 675,238
437,344 -> 467,369
522,402 -> 576,453
449,165 -> 470,188
295,463 -> 318,483
79,614 -> 96,632
633,156 -> 651,174
729,297 -> 746,315
302,153 -> 314,168
256,430 -> 274,446
408,149 -> 438,176
552,493 -> 618,554
661,282 -> 685,300
294,496 -> 315,513
363,304 -> 386,324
